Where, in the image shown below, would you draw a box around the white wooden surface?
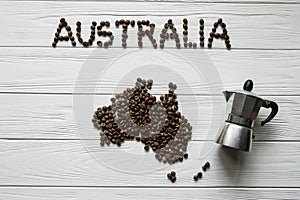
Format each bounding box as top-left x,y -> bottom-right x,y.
0,0 -> 300,199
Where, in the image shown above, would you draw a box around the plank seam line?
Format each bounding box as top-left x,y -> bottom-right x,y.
0,185 -> 299,189
1,138 -> 300,143
1,0 -> 300,5
0,92 -> 299,97
1,46 -> 300,50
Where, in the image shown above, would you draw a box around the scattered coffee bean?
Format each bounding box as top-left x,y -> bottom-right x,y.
193,175 -> 199,181
197,172 -> 203,178
205,161 -> 210,169
171,171 -> 176,176
171,176 -> 176,183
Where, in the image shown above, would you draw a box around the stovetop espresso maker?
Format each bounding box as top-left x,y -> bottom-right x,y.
216,79 -> 279,152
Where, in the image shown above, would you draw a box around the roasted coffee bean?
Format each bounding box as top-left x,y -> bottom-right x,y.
52,42 -> 56,47
55,32 -> 60,37
215,33 -> 220,39
183,24 -> 188,30
210,32 -> 214,37
200,36 -> 205,41
131,20 -> 135,27
100,21 -> 106,26
150,23 -> 155,28
120,19 -> 125,24
208,37 -> 213,43
145,20 -> 150,26
60,18 -> 65,23
197,172 -> 203,178
66,25 -> 71,31
200,25 -> 204,30
70,36 -> 75,41
76,27 -> 81,32
199,30 -> 204,36
58,23 -> 63,28
214,22 -> 219,28
223,29 -> 228,35
208,42 -> 212,48
167,173 -> 172,179
225,39 -> 230,44
115,20 -> 120,27
183,18 -> 188,24
226,43 -> 231,49
170,176 -> 176,183
205,161 -> 210,169
171,171 -> 176,176
193,175 -> 198,181
144,145 -> 150,151
212,27 -> 216,33
97,41 -> 102,47
221,22 -> 226,28
199,18 -> 204,25
92,21 -> 97,26
83,41 -> 89,47
91,26 -> 95,30
57,27 -> 61,33
218,18 -> 223,24
200,41 -> 204,47
68,31 -> 73,37
78,38 -> 83,43
54,37 -> 58,43
71,41 -> 76,46
183,153 -> 188,159
202,165 -> 207,171
76,21 -> 81,27
168,19 -> 172,24
64,36 -> 69,41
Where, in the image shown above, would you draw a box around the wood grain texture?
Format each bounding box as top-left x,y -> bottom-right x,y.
1,187 -> 300,200
0,1 -> 299,49
0,94 -> 298,140
0,140 -> 299,187
0,48 -> 299,95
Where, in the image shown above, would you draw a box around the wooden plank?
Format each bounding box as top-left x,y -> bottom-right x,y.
0,48 -> 299,95
0,187 -> 299,200
0,2 -> 299,49
0,94 -> 298,141
0,140 -> 299,187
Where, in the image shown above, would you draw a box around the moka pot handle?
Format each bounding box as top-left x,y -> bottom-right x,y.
261,100 -> 279,126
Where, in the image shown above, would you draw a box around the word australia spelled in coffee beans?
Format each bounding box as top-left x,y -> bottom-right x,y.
52,18 -> 231,49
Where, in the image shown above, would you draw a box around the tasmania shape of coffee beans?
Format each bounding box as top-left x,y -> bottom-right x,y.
92,78 -> 192,165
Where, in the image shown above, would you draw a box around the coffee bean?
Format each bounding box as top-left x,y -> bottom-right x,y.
218,18 -> 223,24
226,43 -> 231,49
200,25 -> 204,30
52,42 -> 56,47
115,20 -> 120,27
167,173 -> 172,179
131,20 -> 135,27
183,18 -> 188,24
199,30 -> 204,36
71,41 -> 76,46
202,165 -> 207,171
197,172 -> 203,178
183,24 -> 188,30
200,41 -> 204,47
76,21 -> 81,27
193,175 -> 198,181
208,42 -> 212,48
205,161 -> 210,168
144,145 -> 149,151
171,171 -> 176,176
183,153 -> 188,159
66,25 -> 71,31
208,37 -> 213,43
68,31 -> 73,37
214,22 -> 219,28
221,22 -> 226,28
60,18 -> 65,23
170,176 -> 176,183
168,19 -> 172,24
83,41 -> 89,47
199,18 -> 204,25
